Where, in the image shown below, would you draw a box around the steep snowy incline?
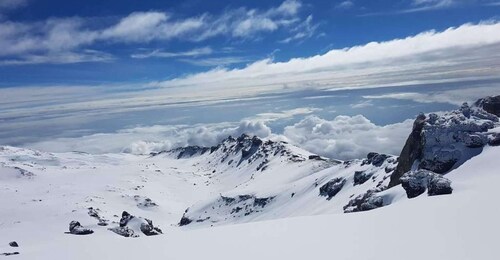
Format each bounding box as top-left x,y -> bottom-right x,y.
2,146 -> 499,260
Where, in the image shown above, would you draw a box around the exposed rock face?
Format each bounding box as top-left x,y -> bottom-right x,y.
475,95 -> 500,116
9,241 -> 18,247
400,170 -> 453,198
389,113 -> 426,187
68,221 -> 94,235
319,178 -> 346,200
389,101 -> 499,187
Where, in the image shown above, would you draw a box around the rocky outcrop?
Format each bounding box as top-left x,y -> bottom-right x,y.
353,170 -> 373,186
400,170 -> 452,198
389,100 -> 499,187
68,221 -> 94,235
8,241 -> 18,247
343,190 -> 384,213
179,194 -> 274,226
319,178 -> 346,200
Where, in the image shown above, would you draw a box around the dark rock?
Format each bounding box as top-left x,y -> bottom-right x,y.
344,190 -> 384,213
389,113 -> 426,187
140,219 -> 163,236
400,170 -> 453,198
68,221 -> 94,235
8,241 -> 18,247
364,152 -> 389,167
353,171 -> 373,186
179,216 -> 193,226
1,252 -> 20,256
119,211 -> 133,227
488,133 -> 500,146
463,134 -> 487,148
253,197 -> 273,207
428,175 -> 453,196
308,155 -> 325,161
319,178 -> 346,200
475,95 -> 500,116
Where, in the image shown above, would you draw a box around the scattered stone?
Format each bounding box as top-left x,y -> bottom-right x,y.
88,207 -> 108,226
1,252 -> 20,256
108,226 -> 137,238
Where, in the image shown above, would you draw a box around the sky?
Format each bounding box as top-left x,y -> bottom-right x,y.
1,0 -> 500,159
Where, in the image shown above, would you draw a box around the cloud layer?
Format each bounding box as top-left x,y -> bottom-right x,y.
26,114 -> 413,160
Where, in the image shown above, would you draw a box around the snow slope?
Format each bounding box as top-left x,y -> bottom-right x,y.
1,146 -> 498,259
1,99 -> 500,259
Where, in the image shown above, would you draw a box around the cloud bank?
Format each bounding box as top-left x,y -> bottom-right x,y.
26,114 -> 413,160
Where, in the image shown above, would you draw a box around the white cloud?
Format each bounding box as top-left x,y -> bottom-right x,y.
131,47 -> 213,59
350,100 -> 373,109
279,15 -> 319,43
1,22 -> 500,141
27,120 -> 273,155
283,115 -> 414,159
336,1 -> 355,10
180,57 -> 252,67
25,111 -> 413,160
244,107 -> 321,122
0,1 -> 316,64
0,0 -> 27,10
153,22 -> 500,97
363,84 -> 500,105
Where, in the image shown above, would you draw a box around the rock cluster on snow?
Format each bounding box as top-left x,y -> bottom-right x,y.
179,194 -> 275,226
343,190 -> 384,213
400,170 -> 453,198
389,96 -> 500,187
108,211 -> 162,237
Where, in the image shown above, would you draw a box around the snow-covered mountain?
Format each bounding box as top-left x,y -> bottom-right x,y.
1,96 -> 499,259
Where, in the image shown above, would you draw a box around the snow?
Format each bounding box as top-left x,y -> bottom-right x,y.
0,138 -> 499,259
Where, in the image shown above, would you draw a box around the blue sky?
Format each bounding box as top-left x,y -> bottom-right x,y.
1,0 -> 499,84
1,0 -> 500,159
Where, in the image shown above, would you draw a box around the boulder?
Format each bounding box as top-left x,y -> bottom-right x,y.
68,221 -> 94,235
8,241 -> 18,247
109,211 -> 162,237
400,170 -> 453,198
